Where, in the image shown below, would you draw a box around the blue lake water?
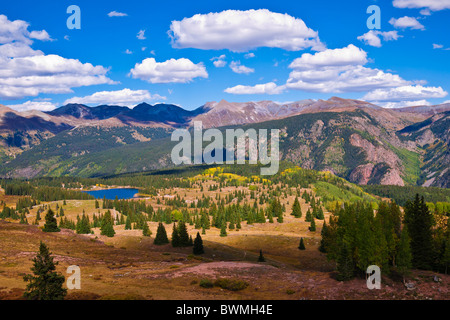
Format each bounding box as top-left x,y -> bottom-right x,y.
83,188 -> 139,200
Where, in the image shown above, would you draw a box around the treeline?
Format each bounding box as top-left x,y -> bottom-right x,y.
363,184 -> 450,208
1,181 -> 93,201
321,194 -> 450,279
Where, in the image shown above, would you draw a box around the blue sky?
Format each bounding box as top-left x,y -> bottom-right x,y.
1,0 -> 449,111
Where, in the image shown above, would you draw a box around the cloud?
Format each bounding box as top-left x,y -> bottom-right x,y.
393,0 -> 450,11
0,15 -> 115,100
362,85 -> 447,101
108,11 -> 128,17
125,49 -> 132,54
129,58 -> 208,83
6,100 -> 57,112
289,44 -> 368,69
63,88 -> 166,107
285,45 -> 409,93
169,9 -> 324,52
224,82 -> 284,95
357,30 -> 401,47
245,53 -> 255,59
64,35 -> 70,41
29,30 -> 53,41
229,61 -> 254,74
211,55 -> 226,67
420,8 -> 432,15
389,16 -> 425,30
375,99 -> 431,108
137,30 -> 146,40
433,43 -> 444,49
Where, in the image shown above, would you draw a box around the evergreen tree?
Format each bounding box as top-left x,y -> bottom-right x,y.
396,226 -> 412,282
177,221 -> 190,247
23,242 -> 67,300
171,222 -> 180,247
76,214 -> 91,234
142,222 -> 151,237
316,207 -> 324,220
319,220 -> 328,253
193,232 -> 204,255
298,237 -> 306,250
100,210 -> 115,237
309,216 -> 316,232
404,194 -> 434,270
305,208 -> 312,222
336,242 -> 354,281
124,215 -> 132,230
43,209 -> 60,232
291,197 -> 302,218
220,223 -> 227,237
258,250 -> 265,262
154,222 -> 169,245
441,229 -> 450,275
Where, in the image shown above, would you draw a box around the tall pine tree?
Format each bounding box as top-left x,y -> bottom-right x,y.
23,242 -> 67,300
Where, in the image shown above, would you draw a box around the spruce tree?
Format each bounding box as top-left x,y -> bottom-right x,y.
193,232 -> 204,255
142,222 -> 151,237
100,211 -> 115,237
291,197 -> 302,218
336,242 -> 354,281
23,242 -> 67,300
171,222 -> 180,247
442,234 -> 450,275
305,208 -> 312,222
220,223 -> 227,237
309,216 -> 316,232
178,221 -> 190,247
404,194 -> 434,270
154,222 -> 169,245
319,220 -> 328,253
124,215 -> 132,230
298,237 -> 306,250
43,209 -> 60,232
396,226 -> 412,282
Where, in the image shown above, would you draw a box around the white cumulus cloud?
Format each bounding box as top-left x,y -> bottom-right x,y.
375,99 -> 431,108
211,55 -> 227,67
64,88 -> 166,107
362,85 -> 448,101
224,82 -> 284,95
129,58 -> 208,83
389,16 -> 425,30
357,30 -> 401,47
169,9 -> 324,52
0,15 -> 115,100
286,45 -> 409,93
393,0 -> 450,11
229,61 -> 254,74
6,100 -> 57,112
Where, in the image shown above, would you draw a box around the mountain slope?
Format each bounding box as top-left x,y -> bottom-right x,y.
399,111 -> 450,188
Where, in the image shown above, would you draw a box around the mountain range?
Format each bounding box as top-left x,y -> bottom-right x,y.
0,97 -> 449,188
